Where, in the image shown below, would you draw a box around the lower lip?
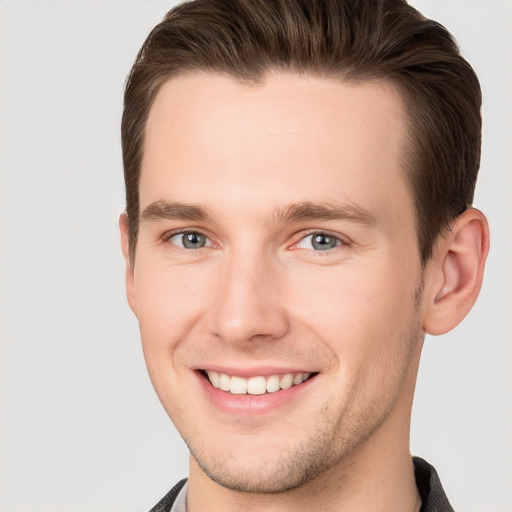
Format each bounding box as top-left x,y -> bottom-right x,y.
196,372 -> 318,415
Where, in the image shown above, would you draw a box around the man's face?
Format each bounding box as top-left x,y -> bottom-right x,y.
124,73 -> 426,492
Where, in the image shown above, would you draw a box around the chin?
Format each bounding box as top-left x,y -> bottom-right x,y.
185,415 -> 368,495
192,445 -> 336,494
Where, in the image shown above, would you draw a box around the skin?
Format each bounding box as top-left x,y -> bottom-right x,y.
120,72 -> 489,512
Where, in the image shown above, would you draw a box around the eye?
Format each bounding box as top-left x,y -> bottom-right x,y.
168,231 -> 211,249
296,232 -> 342,251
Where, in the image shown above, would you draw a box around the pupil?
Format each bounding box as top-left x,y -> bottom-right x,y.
312,234 -> 336,251
183,232 -> 205,248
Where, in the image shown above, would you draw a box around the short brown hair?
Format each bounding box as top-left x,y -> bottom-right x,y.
122,0 -> 481,263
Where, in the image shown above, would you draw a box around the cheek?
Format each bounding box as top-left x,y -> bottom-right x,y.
288,261 -> 399,323
134,262 -> 209,366
286,260 -> 418,366
132,263 -> 208,419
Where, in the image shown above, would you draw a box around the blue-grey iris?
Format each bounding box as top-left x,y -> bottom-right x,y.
182,232 -> 207,249
312,234 -> 338,250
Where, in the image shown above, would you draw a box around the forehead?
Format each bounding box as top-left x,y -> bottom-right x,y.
141,72 -> 411,222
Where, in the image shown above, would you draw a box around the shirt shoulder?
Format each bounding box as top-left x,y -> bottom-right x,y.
414,457 -> 455,512
148,479 -> 188,512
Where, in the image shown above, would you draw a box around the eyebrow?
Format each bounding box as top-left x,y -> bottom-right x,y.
139,199 -> 377,226
140,200 -> 211,222
273,201 -> 377,226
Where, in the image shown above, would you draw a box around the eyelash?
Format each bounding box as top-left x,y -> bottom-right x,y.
291,230 -> 349,252
163,230 -> 214,250
163,229 -> 348,252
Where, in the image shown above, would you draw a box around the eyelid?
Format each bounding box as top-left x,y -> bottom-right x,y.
163,228 -> 214,248
290,230 -> 351,250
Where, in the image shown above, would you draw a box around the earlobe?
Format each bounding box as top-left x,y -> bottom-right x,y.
119,213 -> 138,315
422,208 -> 489,336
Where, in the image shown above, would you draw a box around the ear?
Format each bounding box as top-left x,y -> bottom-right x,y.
119,212 -> 138,315
422,208 -> 489,336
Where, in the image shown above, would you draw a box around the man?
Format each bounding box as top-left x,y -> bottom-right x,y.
119,0 -> 489,510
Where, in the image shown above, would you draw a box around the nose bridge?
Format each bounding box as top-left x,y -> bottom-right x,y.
209,246 -> 288,344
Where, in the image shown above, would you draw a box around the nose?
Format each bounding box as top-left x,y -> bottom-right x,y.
207,251 -> 289,345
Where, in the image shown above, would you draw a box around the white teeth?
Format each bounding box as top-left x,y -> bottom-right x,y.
266,375 -> 280,393
205,371 -> 313,395
293,373 -> 304,385
219,373 -> 230,391
230,376 -> 247,394
208,371 -> 220,388
280,374 -> 293,390
247,376 -> 267,395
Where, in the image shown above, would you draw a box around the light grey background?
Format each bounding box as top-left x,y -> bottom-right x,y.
0,1 -> 510,511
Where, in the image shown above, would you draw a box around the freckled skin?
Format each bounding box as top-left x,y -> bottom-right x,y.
123,73 -> 428,511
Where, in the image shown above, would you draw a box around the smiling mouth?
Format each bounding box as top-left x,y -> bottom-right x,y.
201,370 -> 316,395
